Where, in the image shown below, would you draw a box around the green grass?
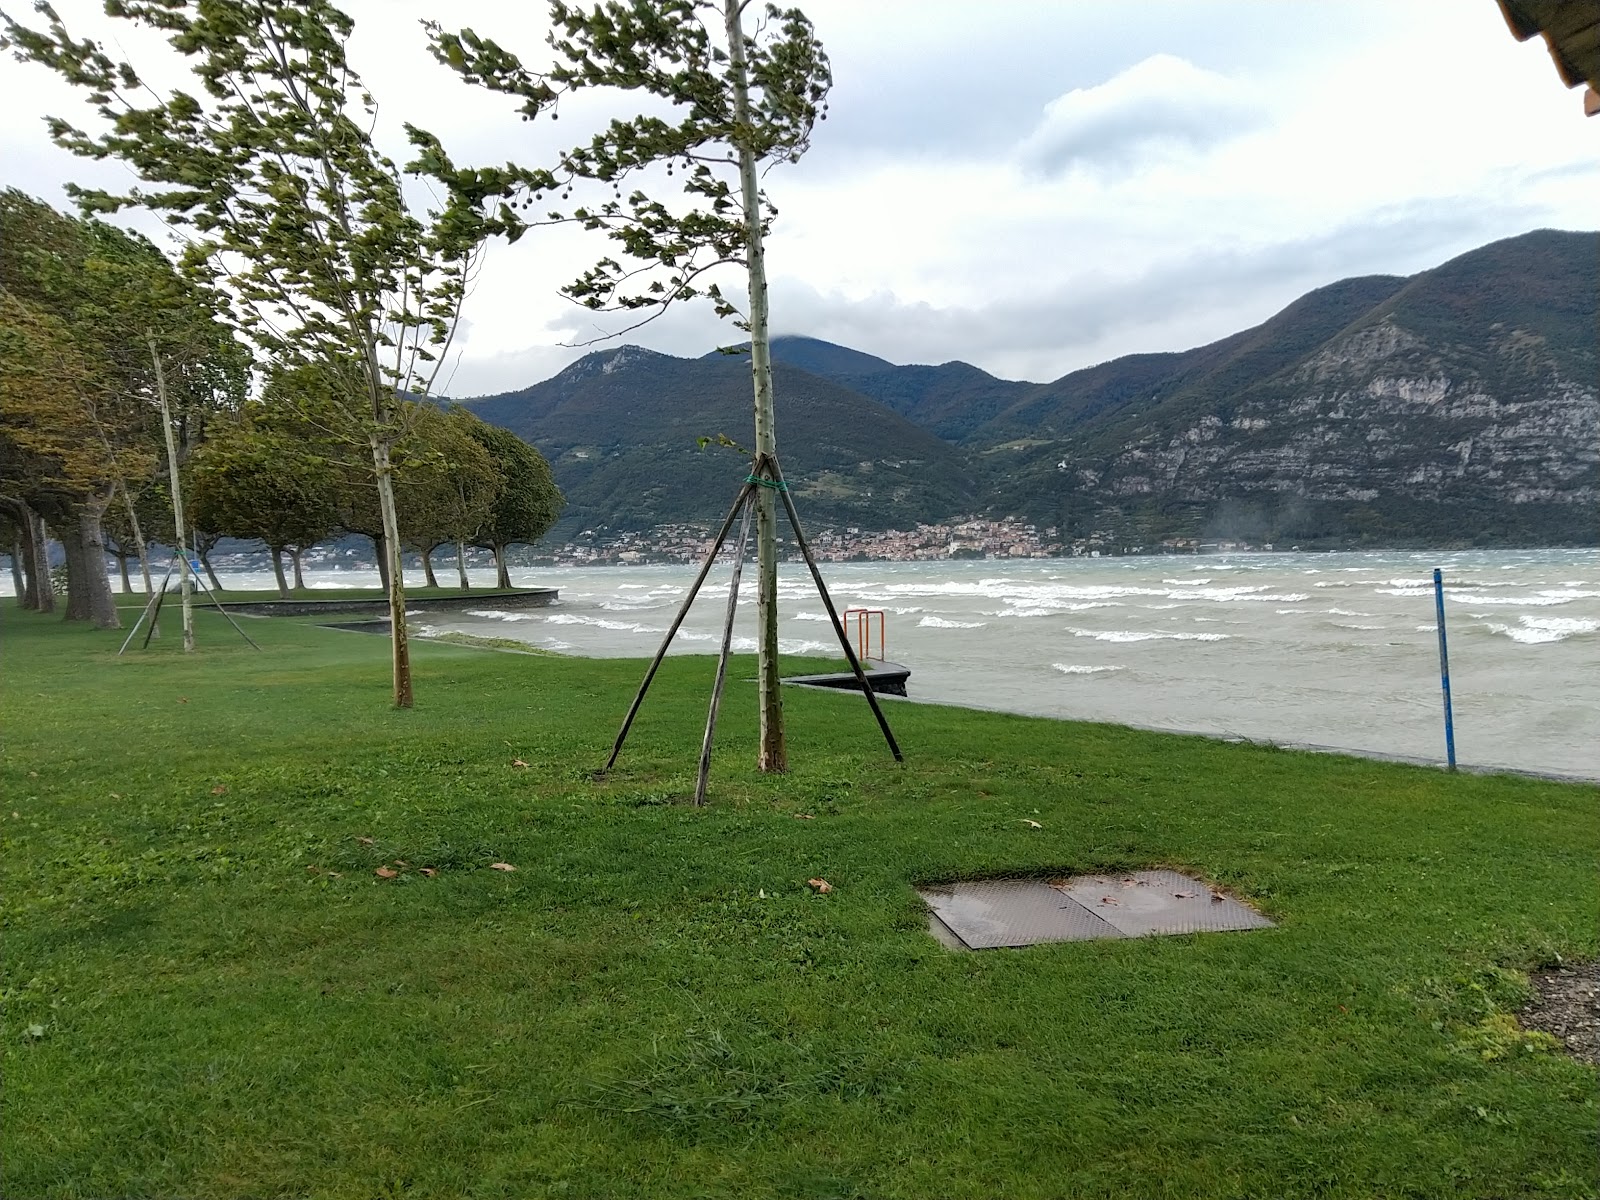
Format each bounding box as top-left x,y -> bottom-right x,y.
2,607 -> 1596,1200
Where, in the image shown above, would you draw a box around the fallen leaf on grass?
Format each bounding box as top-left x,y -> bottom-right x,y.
489,862 -> 517,872
375,866 -> 399,879
419,868 -> 437,878
393,860 -> 409,867
23,1024 -> 45,1041
807,878 -> 832,893
792,813 -> 815,820
511,758 -> 529,769
327,872 -> 342,879
355,836 -> 374,846
177,697 -> 188,704
1018,819 -> 1042,829
210,786 -> 227,796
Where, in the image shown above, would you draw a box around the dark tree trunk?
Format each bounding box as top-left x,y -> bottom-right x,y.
197,548 -> 224,592
116,552 -> 133,593
9,536 -> 24,603
494,543 -> 510,589
290,547 -> 307,591
58,517 -> 92,622
421,549 -> 439,589
77,502 -> 121,630
456,541 -> 470,590
28,508 -> 53,613
269,547 -> 290,598
373,534 -> 391,591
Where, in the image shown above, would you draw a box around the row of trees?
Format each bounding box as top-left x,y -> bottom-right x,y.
1,192 -> 562,626
6,0 -> 835,772
0,187 -> 246,627
184,395 -> 560,595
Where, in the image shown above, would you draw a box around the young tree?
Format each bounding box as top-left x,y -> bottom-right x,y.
427,1 -> 830,769
5,1 -> 497,705
460,417 -> 563,589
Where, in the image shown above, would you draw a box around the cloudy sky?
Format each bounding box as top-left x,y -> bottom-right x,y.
2,1 -> 1594,396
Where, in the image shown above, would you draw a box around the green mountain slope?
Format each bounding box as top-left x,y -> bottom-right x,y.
460,229 -> 1596,549
461,347 -> 975,537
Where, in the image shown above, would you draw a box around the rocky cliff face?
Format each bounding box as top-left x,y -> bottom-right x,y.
977,230 -> 1598,547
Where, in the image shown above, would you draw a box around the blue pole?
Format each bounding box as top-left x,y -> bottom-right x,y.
1433,568 -> 1457,771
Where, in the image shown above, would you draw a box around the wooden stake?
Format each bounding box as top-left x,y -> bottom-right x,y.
603,482 -> 757,772
695,493 -> 755,806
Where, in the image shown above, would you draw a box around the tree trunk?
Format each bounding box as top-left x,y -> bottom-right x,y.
726,0 -> 786,773
113,474 -> 153,595
9,535 -> 24,604
116,552 -> 133,593
371,436 -> 413,709
197,546 -> 224,593
269,547 -> 290,598
57,516 -> 92,622
421,549 -> 439,589
456,541 -> 470,590
28,508 -> 53,614
152,335 -> 194,652
291,547 -> 307,591
494,544 -> 510,590
76,500 -> 121,630
373,534 -> 391,592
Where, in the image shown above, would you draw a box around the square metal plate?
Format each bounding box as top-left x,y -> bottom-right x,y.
918,870 -> 1273,950
1050,869 -> 1276,939
919,878 -> 1123,949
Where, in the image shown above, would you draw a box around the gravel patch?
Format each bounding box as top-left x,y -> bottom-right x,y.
1521,960 -> 1600,1067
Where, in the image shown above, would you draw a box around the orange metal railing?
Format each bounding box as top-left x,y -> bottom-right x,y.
841,608 -> 886,662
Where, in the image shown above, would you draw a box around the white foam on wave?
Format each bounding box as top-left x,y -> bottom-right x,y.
1052,663 -> 1124,675
1484,616 -> 1600,645
1325,607 -> 1371,617
544,613 -> 666,634
919,616 -> 987,629
1541,589 -> 1600,600
464,609 -> 537,622
1066,627 -> 1229,643
792,612 -> 829,622
1330,621 -> 1383,631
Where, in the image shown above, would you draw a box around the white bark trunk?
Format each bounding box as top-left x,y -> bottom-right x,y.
151,334 -> 194,653
726,0 -> 786,773
372,435 -> 413,708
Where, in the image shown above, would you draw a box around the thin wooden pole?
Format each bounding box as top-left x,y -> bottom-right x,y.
1433,567 -> 1457,771
602,482 -> 757,772
186,565 -> 262,651
763,454 -> 903,762
141,558 -> 177,649
695,494 -> 755,806
120,555 -> 177,655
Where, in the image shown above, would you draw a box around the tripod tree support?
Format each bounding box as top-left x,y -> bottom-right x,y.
603,482 -> 757,773
603,455 -> 903,788
763,455 -> 902,763
695,493 -> 756,806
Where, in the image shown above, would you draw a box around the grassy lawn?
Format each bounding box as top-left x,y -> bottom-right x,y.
2,607 -> 1595,1199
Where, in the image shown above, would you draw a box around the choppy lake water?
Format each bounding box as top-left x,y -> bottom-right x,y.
172,548 -> 1600,777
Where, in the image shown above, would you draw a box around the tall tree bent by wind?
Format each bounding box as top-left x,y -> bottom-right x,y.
425,0 -> 831,770
3,0 -> 499,706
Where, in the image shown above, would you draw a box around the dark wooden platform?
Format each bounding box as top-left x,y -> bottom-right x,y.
784,660 -> 910,697
219,588 -> 559,617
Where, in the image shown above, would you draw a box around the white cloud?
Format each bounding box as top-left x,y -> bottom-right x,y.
1016,54 -> 1265,176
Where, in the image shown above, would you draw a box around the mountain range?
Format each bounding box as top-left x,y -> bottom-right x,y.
460,228 -> 1598,549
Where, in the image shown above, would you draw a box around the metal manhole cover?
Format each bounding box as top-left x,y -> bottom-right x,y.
919,870 -> 1274,950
